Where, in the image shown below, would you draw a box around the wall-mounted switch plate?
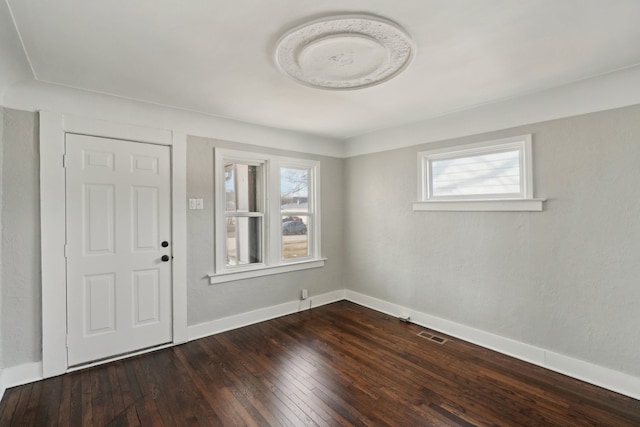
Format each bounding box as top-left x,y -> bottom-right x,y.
189,198 -> 204,210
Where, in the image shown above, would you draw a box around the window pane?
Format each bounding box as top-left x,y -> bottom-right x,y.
226,216 -> 262,266
225,163 -> 260,212
282,215 -> 309,259
280,167 -> 309,213
431,150 -> 520,197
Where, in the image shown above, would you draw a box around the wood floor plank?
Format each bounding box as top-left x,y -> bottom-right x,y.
215,333 -> 317,426
64,372 -> 83,426
271,312 -> 503,425
79,370 -> 93,426
171,343 -> 255,426
21,379 -> 42,427
11,382 -> 36,427
253,320 -> 415,426
0,388 -> 21,425
32,373 -> 60,426
186,340 -> 293,426
106,364 -> 125,420
1,301 -> 639,426
198,337 -> 309,427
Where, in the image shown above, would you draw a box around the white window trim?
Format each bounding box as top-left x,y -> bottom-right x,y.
209,259 -> 326,284
210,149 -> 323,283
415,134 -> 545,212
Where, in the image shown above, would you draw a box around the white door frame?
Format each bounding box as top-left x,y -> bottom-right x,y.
40,111 -> 188,378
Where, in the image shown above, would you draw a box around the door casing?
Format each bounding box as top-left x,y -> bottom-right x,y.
40,112 -> 188,378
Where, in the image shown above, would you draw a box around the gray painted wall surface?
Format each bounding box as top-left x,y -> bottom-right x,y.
0,106 -> 4,368
0,103 -> 638,381
187,136 -> 344,325
344,104 -> 640,377
1,108 -> 41,367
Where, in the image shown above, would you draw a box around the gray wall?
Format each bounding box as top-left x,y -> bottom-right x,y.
0,107 -> 4,369
344,104 -> 640,377
186,136 -> 344,325
0,103 -> 639,381
1,108 -> 41,367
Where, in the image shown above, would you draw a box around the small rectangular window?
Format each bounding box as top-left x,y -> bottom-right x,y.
415,135 -> 543,211
420,135 -> 532,201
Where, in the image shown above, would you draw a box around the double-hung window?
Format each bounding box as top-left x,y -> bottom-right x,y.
414,134 -> 544,211
211,149 -> 323,283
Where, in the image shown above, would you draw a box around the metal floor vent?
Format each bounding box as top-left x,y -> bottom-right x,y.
417,330 -> 448,344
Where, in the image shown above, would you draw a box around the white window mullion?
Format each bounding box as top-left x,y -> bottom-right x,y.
267,159 -> 280,266
523,137 -> 534,199
214,149 -> 227,274
311,162 -> 321,259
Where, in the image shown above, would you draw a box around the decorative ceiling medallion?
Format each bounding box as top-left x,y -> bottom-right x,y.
275,15 -> 415,90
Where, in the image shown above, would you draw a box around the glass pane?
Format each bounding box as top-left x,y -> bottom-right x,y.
225,163 -> 260,212
282,215 -> 309,260
432,150 -> 520,197
226,216 -> 262,266
280,167 -> 310,213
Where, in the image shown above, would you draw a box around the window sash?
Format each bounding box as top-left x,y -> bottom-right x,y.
224,163 -> 262,213
215,151 -> 268,274
419,135 -> 533,202
281,214 -> 312,260
224,215 -> 264,267
279,162 -> 316,263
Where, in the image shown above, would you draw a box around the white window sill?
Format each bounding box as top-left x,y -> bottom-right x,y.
413,198 -> 546,212
209,258 -> 326,284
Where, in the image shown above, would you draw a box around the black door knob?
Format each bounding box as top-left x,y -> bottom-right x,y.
161,255 -> 170,262
161,241 -> 169,247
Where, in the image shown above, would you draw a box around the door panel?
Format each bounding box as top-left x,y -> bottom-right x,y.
133,269 -> 160,325
132,186 -> 159,252
84,273 -> 115,334
66,133 -> 172,366
83,184 -> 115,255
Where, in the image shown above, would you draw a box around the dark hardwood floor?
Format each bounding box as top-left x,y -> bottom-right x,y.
1,301 -> 639,426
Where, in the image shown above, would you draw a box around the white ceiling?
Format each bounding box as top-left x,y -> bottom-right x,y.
5,0 -> 640,139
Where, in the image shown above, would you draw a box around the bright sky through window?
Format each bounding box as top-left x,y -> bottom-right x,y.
431,150 -> 520,197
281,168 -> 308,198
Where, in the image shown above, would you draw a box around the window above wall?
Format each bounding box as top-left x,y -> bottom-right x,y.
414,135 -> 545,211
210,149 -> 324,284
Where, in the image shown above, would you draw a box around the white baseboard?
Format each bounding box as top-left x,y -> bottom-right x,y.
344,290 -> 640,401
2,289 -> 638,403
187,289 -> 346,341
0,362 -> 43,401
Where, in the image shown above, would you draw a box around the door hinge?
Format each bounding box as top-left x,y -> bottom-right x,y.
62,154 -> 67,168
65,335 -> 69,347
64,244 -> 68,258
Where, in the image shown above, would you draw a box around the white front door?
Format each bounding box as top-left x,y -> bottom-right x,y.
65,134 -> 172,366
